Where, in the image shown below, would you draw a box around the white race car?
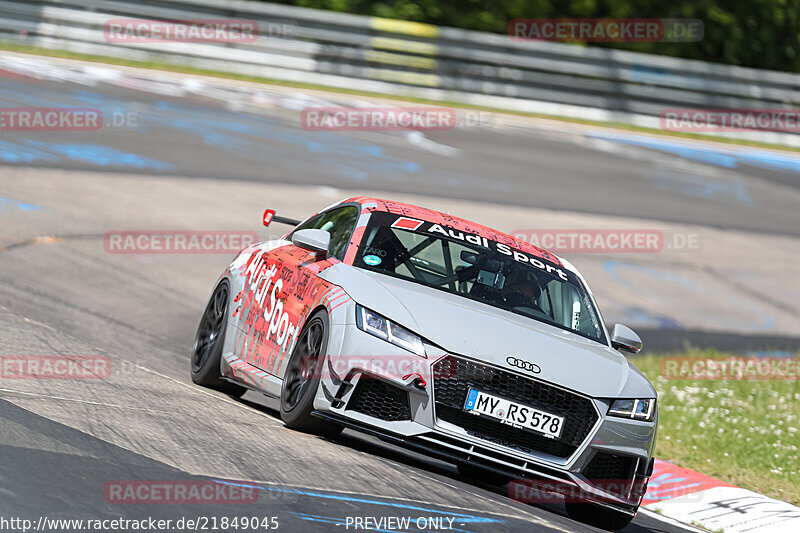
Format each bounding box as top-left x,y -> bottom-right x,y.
191,197 -> 657,531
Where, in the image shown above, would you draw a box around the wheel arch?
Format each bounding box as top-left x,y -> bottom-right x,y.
295,304 -> 331,347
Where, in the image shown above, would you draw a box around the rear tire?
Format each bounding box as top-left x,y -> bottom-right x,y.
564,502 -> 635,531
280,310 -> 342,438
190,280 -> 247,398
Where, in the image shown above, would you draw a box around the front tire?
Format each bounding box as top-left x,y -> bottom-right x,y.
280,310 -> 342,438
564,502 -> 635,531
190,279 -> 246,398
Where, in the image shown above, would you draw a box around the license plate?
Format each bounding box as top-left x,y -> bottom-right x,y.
464,389 -> 565,439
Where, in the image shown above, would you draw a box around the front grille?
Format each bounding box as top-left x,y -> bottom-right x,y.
413,433 -> 573,481
432,355 -> 598,458
584,452 -> 636,481
346,375 -> 411,421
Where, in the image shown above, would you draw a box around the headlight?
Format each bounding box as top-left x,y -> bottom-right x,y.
355,304 -> 426,357
608,398 -> 656,422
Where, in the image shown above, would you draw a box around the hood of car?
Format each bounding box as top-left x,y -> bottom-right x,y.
322,265 -> 655,398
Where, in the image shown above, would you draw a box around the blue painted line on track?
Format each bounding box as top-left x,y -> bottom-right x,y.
212,479 -> 502,525
0,196 -> 44,211
0,83 -> 488,189
0,139 -> 59,163
23,141 -> 174,171
589,132 -> 800,175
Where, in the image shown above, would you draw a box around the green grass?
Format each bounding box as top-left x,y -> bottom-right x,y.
2,42 -> 800,154
633,350 -> 800,505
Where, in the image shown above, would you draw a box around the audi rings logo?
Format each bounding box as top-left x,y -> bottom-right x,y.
506,356 -> 541,374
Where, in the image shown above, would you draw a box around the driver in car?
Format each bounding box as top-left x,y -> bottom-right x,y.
501,268 -> 544,313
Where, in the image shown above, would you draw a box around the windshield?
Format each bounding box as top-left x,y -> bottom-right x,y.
353,212 -> 607,344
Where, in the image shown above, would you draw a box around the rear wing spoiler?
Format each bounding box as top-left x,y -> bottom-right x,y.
263,209 -> 301,227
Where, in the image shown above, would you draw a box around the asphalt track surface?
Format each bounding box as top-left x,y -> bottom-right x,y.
0,172 -> 698,533
0,74 -> 798,237
0,52 -> 796,533
2,53 -> 800,347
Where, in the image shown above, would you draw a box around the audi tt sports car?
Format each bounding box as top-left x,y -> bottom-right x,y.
190,197 -> 658,531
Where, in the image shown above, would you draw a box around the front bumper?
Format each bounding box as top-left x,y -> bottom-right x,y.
316,325 -> 657,512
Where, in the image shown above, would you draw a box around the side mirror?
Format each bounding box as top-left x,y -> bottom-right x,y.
611,324 -> 643,354
291,229 -> 330,258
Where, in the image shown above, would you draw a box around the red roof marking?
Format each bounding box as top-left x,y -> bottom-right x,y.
343,197 -> 562,266
391,217 -> 424,231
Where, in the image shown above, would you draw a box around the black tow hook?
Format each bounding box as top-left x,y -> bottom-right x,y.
402,372 -> 427,390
